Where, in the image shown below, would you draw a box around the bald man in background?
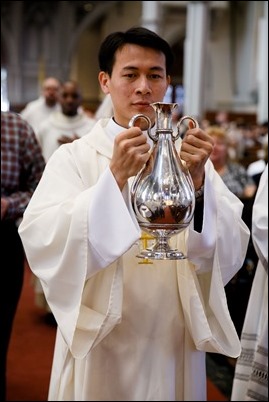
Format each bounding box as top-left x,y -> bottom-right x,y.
20,77 -> 61,132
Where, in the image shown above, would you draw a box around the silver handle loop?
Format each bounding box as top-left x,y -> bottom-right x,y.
128,114 -> 154,141
176,115 -> 199,139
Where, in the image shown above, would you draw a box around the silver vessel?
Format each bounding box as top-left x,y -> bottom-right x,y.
129,102 -> 198,260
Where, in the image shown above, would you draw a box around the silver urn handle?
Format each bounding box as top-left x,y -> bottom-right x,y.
128,113 -> 155,140
176,116 -> 199,140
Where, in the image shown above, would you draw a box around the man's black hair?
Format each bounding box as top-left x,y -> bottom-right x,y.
98,26 -> 174,76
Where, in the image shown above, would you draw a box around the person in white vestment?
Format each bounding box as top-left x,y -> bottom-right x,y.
20,77 -> 61,133
36,80 -> 96,162
18,27 -> 250,401
231,164 -> 268,401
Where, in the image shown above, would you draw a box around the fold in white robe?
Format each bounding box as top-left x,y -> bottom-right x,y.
19,118 -> 250,401
231,164 -> 268,401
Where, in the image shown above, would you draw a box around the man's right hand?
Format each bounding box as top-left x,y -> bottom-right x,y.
109,127 -> 151,190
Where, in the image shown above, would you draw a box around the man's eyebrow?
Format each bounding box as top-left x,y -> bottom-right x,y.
122,66 -> 165,72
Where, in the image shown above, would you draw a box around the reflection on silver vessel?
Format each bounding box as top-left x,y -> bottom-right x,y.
129,102 -> 198,260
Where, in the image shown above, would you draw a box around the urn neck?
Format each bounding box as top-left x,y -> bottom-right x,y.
151,102 -> 178,131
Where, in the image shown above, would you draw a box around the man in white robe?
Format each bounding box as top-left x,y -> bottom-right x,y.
231,164 -> 268,401
20,77 -> 61,133
18,27 -> 250,401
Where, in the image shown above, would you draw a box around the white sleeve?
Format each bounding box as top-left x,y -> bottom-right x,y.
87,167 -> 141,276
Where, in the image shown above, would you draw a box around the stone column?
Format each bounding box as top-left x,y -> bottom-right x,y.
141,1 -> 161,34
257,1 -> 268,123
183,1 -> 209,119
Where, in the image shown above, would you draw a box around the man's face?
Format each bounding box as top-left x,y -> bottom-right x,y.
210,136 -> 228,165
43,79 -> 60,107
59,83 -> 82,117
99,44 -> 170,128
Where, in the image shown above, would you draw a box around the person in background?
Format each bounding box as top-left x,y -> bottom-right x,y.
207,125 -> 257,200
18,27 -> 250,401
20,76 -> 61,132
247,121 -> 268,187
247,143 -> 268,188
231,164 -> 268,401
94,93 -> 114,120
1,111 -> 46,401
36,80 -> 96,162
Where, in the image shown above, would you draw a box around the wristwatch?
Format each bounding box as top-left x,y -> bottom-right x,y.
195,184 -> 204,201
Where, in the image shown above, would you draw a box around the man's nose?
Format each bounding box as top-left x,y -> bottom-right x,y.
135,77 -> 151,94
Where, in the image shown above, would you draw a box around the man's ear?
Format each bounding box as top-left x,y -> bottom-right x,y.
98,71 -> 110,95
167,75 -> 171,86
